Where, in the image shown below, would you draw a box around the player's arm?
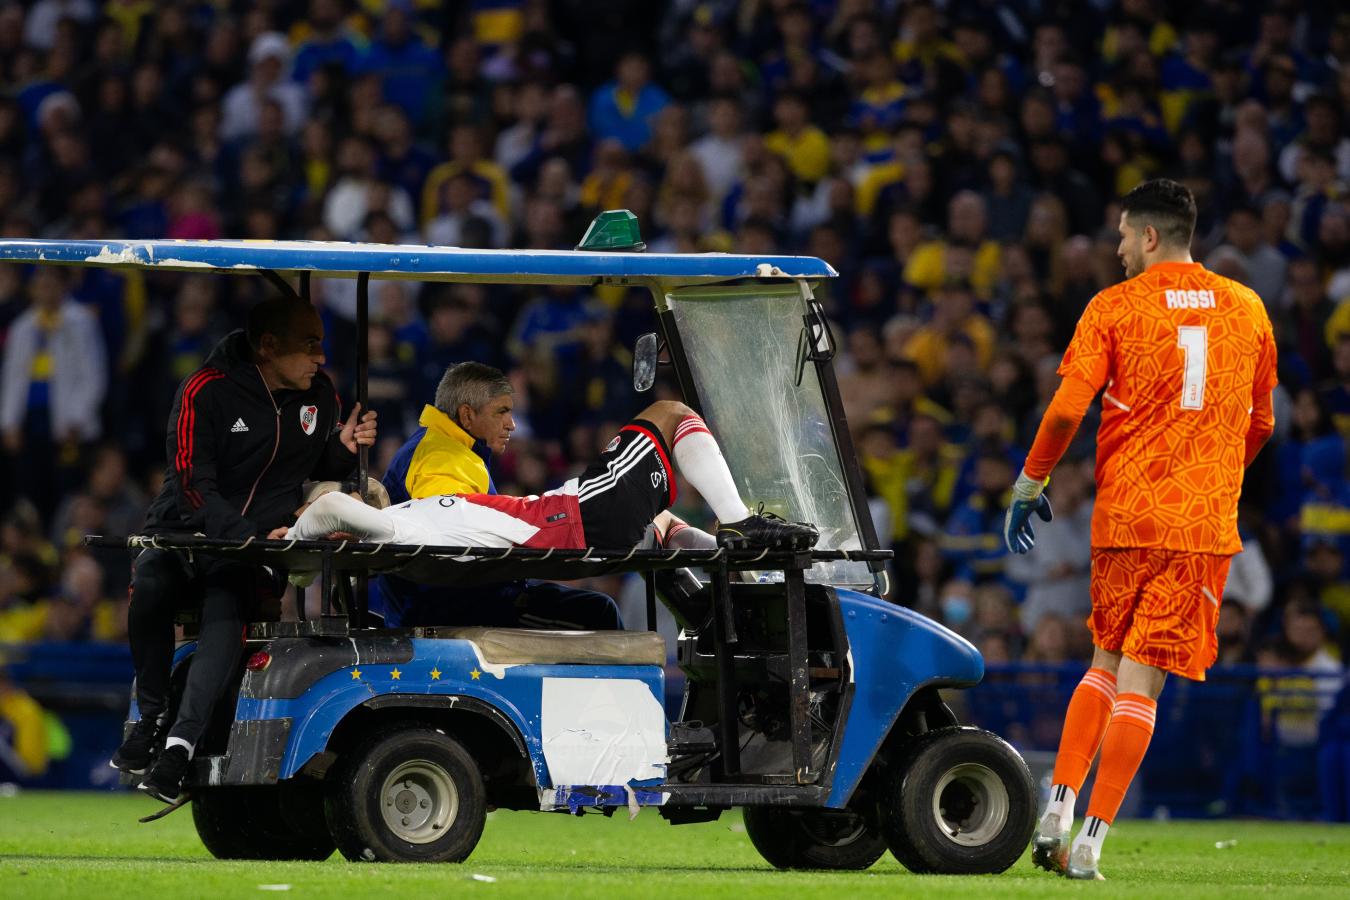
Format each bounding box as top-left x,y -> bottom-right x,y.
1005,294 -> 1112,553
1023,376 -> 1098,481
1244,324 -> 1279,467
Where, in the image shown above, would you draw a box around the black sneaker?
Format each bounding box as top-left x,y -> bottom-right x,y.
717,508 -> 820,550
111,716 -> 165,775
140,745 -> 190,804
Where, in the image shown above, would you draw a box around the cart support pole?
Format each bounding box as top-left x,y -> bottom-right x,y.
354,272 -> 370,627
319,551 -> 333,619
784,557 -> 815,784
644,570 -> 657,633
710,561 -> 740,777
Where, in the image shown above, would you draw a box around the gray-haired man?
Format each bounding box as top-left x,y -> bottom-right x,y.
373,361 -> 619,628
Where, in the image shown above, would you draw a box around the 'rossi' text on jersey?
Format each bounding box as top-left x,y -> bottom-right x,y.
1058,262 -> 1277,554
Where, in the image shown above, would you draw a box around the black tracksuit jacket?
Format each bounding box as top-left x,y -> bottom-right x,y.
143,330 -> 357,539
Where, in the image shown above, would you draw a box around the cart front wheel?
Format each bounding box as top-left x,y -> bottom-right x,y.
880,726 -> 1034,874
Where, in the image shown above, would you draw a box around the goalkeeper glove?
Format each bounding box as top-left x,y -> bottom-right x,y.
1003,471 -> 1053,554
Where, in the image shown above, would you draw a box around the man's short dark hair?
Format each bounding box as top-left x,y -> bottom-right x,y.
1120,178 -> 1197,248
435,361 -> 513,420
246,296 -> 314,353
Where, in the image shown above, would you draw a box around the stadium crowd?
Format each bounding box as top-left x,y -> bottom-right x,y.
0,0 -> 1348,726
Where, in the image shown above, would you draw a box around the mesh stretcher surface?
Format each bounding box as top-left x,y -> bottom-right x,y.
87,534 -> 890,587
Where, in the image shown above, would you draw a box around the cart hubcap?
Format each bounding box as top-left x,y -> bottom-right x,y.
380,761 -> 458,844
931,763 -> 1009,847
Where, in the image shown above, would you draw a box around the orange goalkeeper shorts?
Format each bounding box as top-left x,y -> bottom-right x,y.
1088,548 -> 1233,681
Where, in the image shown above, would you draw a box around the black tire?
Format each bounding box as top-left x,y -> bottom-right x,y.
325,723 -> 487,863
880,726 -> 1035,875
743,806 -> 887,870
192,782 -> 335,860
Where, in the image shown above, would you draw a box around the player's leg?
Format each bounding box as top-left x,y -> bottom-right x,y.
117,548 -> 192,773
654,510 -> 718,549
1033,548 -> 1140,873
1066,551 -> 1232,880
636,400 -> 818,548
288,490 -> 400,542
1034,646 -> 1120,871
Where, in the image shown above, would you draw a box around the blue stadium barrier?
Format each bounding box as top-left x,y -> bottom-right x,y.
1,641 -> 131,791
3,643 -> 1347,822
966,663 -> 1350,822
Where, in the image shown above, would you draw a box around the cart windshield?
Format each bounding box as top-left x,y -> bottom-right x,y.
665,284 -> 872,587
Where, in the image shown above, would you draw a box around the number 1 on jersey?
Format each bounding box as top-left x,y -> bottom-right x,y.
1177,326 -> 1207,410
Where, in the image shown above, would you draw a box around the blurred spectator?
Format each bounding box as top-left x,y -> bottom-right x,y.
1226,517 -> 1276,616
1281,258 -> 1333,384
689,94 -> 745,206
363,3 -> 444,125
1022,612 -> 1074,665
901,281 -> 995,386
220,31 -> 308,142
1,267 -> 105,519
323,134 -> 415,240
1208,205 -> 1287,307
421,123 -> 511,229
982,149 -> 1034,242
941,448 -> 1014,585
291,0 -> 364,85
765,91 -> 830,185
0,670 -> 49,781
905,191 -> 1001,299
588,51 -> 670,154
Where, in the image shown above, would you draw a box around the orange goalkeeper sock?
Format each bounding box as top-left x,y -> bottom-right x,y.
1084,693 -> 1157,825
1051,667 -> 1118,793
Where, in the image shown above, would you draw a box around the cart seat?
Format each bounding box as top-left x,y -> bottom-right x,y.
437,627 -> 665,667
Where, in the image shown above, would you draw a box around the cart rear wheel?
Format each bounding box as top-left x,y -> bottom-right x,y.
880,726 -> 1034,874
192,783 -> 334,860
326,723 -> 486,863
743,806 -> 887,870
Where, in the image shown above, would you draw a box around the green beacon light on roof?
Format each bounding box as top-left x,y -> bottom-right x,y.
576,209 -> 646,252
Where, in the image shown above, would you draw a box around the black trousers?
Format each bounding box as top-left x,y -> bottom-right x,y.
127,548 -> 268,748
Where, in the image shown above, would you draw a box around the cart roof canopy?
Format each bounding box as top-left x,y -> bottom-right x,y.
0,239 -> 836,287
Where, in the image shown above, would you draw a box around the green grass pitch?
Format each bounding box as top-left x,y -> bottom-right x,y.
1,791 -> 1347,899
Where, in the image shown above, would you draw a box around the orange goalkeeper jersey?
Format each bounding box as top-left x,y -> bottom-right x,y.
1058,261 -> 1278,554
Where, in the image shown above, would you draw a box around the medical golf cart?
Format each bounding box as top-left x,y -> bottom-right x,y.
0,212 -> 1035,873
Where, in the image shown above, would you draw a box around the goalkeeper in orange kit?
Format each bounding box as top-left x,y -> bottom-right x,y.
1002,179 -> 1278,880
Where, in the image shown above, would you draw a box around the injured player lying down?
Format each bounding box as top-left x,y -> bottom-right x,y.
288,401 -> 818,552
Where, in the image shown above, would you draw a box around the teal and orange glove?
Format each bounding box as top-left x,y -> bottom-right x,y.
1003,471 -> 1053,554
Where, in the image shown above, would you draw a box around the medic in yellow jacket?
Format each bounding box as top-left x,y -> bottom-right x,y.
381,404 -> 498,505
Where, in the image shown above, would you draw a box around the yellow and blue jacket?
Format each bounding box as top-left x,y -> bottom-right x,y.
381,405 -> 496,505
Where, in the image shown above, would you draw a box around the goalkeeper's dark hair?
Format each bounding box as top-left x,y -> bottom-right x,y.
246,295 -> 315,354
435,361 -> 513,422
1120,178 -> 1197,249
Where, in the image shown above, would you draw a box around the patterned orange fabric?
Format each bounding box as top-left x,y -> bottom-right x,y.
1058,262 -> 1278,554
1088,548 -> 1233,680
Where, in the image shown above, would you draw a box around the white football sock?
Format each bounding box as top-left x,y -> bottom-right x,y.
1072,816 -> 1110,857
164,736 -> 194,760
1044,784 -> 1076,833
671,416 -> 750,524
